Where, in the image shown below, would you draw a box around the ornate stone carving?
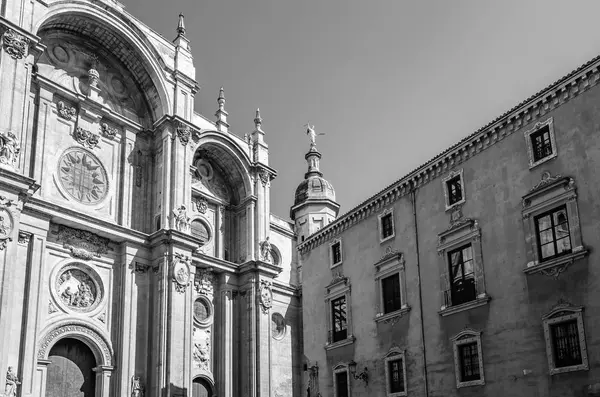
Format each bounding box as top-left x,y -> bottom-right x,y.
54,224 -> 110,260
172,253 -> 191,293
176,123 -> 191,146
260,237 -> 272,263
193,197 -> 208,214
18,231 -> 31,245
100,122 -> 118,138
529,171 -> 563,193
3,29 -> 29,59
380,246 -> 401,261
97,312 -> 106,323
37,321 -> 113,365
194,268 -> 214,296
73,127 -> 100,149
131,376 -> 144,397
48,300 -> 58,314
0,207 -> 13,250
0,131 -> 20,167
133,262 -> 149,274
192,328 -> 211,371
4,366 -> 20,397
259,279 -> 273,313
173,205 -> 191,232
328,271 -> 348,287
56,267 -> 101,312
58,149 -> 108,204
259,171 -> 270,187
57,101 -> 76,121
540,261 -> 572,279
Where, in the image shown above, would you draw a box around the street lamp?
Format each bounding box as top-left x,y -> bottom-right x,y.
348,360 -> 369,386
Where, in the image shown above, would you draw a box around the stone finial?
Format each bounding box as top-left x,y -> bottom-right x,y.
177,13 -> 186,37
215,87 -> 229,133
254,108 -> 263,132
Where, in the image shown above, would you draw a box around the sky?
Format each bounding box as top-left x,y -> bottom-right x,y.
121,0 -> 600,219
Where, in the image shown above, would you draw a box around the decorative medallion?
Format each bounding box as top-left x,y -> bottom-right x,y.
58,149 -> 108,205
55,265 -> 102,313
193,197 -> 208,214
172,253 -> 191,293
0,131 -> 21,167
259,279 -> 273,313
53,224 -> 111,260
176,123 -> 191,146
193,297 -> 213,326
0,208 -> 13,250
73,127 -> 100,149
57,101 -> 76,121
3,29 -> 29,60
194,268 -> 214,296
194,159 -> 214,181
100,122 -> 118,139
271,312 -> 286,340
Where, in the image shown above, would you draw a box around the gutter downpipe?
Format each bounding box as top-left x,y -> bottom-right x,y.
411,186 -> 429,397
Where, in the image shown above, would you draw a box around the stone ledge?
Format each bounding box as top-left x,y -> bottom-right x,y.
524,248 -> 588,278
439,295 -> 491,317
375,306 -> 410,324
324,335 -> 356,351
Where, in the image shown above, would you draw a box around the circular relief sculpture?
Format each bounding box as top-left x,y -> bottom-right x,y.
55,265 -> 103,313
193,297 -> 213,326
58,149 -> 108,204
271,312 -> 286,340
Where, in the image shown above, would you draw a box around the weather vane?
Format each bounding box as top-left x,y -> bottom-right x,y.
305,122 -> 325,147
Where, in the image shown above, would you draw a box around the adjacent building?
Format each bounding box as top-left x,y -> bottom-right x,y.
0,2 -> 303,397
298,46 -> 600,396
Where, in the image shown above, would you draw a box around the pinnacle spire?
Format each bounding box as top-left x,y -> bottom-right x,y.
215,86 -> 229,133
254,108 -> 263,131
177,13 -> 186,37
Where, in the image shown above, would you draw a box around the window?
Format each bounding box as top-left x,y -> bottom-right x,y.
451,329 -> 485,388
522,172 -> 587,277
333,364 -> 350,397
382,274 -> 401,314
542,300 -> 588,375
374,248 -> 409,323
384,348 -> 407,397
448,245 -> 476,306
378,208 -> 395,242
534,206 -> 571,262
330,238 -> 343,268
331,296 -> 348,343
437,211 -> 489,316
190,219 -> 210,244
446,176 -> 463,206
442,169 -> 465,210
524,117 -> 557,168
325,274 -> 354,349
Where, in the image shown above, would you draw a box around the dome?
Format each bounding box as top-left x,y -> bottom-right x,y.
294,174 -> 336,206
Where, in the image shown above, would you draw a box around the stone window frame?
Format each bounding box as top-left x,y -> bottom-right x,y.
378,208 -> 395,243
324,275 -> 355,350
374,249 -> 410,324
437,219 -> 490,316
542,301 -> 589,375
330,238 -> 343,268
384,347 -> 407,397
521,172 -> 587,277
332,363 -> 351,397
193,295 -> 214,327
524,117 -> 558,169
451,328 -> 485,388
443,169 -> 465,211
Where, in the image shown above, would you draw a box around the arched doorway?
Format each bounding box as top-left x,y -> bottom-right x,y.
192,377 -> 213,397
46,338 -> 96,397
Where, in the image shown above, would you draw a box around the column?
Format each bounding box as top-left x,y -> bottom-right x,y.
170,124 -> 188,220
161,128 -> 172,230
31,86 -> 53,189
94,365 -> 114,397
149,253 -> 169,397
218,285 -> 234,397
35,360 -> 51,397
217,206 -> 225,260
120,128 -> 137,228
256,278 -> 272,397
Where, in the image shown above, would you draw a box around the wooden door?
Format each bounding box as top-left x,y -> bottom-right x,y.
46,338 -> 96,397
192,378 -> 212,397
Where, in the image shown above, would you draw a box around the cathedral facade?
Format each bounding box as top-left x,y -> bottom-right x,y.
0,1 -> 304,397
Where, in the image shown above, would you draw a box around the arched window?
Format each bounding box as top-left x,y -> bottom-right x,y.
191,219 -> 210,244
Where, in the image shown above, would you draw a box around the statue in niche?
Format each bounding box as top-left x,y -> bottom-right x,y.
0,131 -> 20,166
260,237 -> 272,263
173,205 -> 190,232
131,376 -> 144,397
4,367 -> 20,397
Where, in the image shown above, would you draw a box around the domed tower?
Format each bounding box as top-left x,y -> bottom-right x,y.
290,124 -> 340,243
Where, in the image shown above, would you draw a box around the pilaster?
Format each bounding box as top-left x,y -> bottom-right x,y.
218,279 -> 236,397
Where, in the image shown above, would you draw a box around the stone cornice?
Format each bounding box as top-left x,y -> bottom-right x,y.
299,51 -> 600,254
